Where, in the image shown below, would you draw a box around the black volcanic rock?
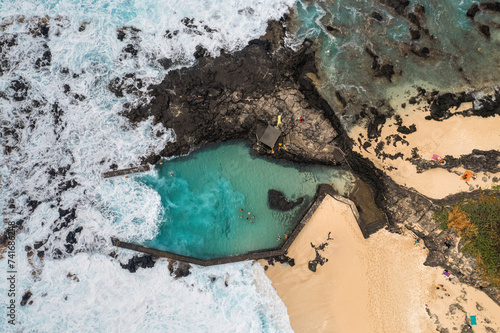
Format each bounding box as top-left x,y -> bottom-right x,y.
367,114 -> 387,139
34,46 -> 52,69
9,78 -> 29,101
365,47 -> 396,82
119,20 -> 344,165
268,189 -> 304,211
480,2 -> 500,12
380,0 -> 410,15
168,260 -> 192,279
409,28 -> 421,40
371,11 -> 383,21
467,4 -> 480,19
336,91 -> 347,107
120,254 -> 156,273
267,254 -> 295,267
158,58 -> 173,70
397,124 -> 416,134
411,46 -> 430,58
21,291 -> 32,306
479,24 -> 491,38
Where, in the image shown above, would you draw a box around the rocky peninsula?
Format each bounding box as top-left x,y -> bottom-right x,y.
111,11 -> 500,329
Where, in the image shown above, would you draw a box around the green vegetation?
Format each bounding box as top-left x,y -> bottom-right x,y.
434,207 -> 449,231
433,192 -> 500,285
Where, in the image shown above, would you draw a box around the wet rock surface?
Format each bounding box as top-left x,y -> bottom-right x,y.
120,19 -> 343,166
112,19 -> 500,303
120,254 -> 157,273
365,46 -> 396,82
422,90 -> 500,121
168,260 -> 192,279
268,189 -> 304,211
21,290 -> 33,306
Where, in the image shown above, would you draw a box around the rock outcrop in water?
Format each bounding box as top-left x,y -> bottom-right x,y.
120,254 -> 157,273
268,189 -> 304,211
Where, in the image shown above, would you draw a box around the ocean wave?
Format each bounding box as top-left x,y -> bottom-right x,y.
0,0 -> 294,330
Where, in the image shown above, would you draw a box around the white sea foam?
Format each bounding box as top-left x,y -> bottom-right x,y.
1,249 -> 292,332
0,0 -> 294,330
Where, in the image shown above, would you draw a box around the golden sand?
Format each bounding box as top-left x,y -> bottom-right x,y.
348,103 -> 500,199
260,196 -> 500,332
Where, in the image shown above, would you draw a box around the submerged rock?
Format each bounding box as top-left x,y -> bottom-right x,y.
479,24 -> 491,38
268,189 -> 304,211
371,11 -> 383,21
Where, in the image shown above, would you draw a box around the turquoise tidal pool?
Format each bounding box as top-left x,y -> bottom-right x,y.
137,142 -> 354,260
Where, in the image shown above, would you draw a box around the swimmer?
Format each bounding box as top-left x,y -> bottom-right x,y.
240,209 -> 243,212
277,234 -> 281,242
170,172 -> 173,177
247,217 -> 249,220
252,216 -> 255,218
248,212 -> 250,215
285,234 -> 288,239
240,216 -> 243,218
251,221 -> 254,223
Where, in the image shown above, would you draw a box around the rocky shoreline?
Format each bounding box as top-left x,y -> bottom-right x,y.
115,16 -> 500,305
1,11 -> 497,308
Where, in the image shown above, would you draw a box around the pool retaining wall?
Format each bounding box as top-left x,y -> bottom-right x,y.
112,184 -> 380,266
103,165 -> 151,178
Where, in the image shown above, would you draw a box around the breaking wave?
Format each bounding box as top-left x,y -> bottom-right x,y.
0,0 -> 294,331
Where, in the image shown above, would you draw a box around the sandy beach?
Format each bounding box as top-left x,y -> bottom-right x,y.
260,195 -> 500,332
348,99 -> 500,199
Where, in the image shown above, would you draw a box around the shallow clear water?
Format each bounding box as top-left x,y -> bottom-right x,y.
134,142 -> 353,260
0,0 -> 295,331
2,0 -> 492,330
292,0 -> 500,120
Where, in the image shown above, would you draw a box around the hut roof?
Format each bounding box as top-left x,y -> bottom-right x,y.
257,125 -> 281,148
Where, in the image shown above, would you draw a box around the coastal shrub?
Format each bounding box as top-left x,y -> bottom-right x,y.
448,206 -> 477,239
433,207 -> 449,230
458,195 -> 500,282
434,192 -> 500,285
